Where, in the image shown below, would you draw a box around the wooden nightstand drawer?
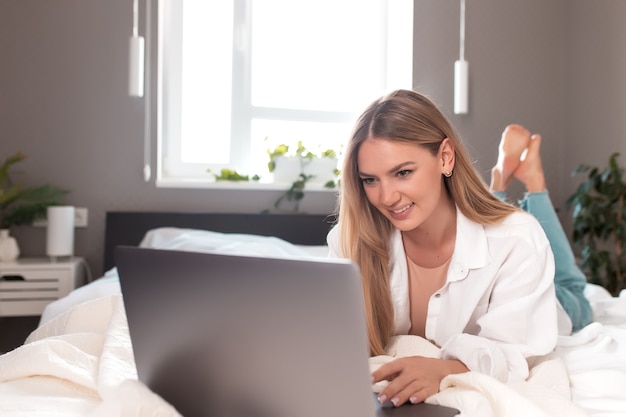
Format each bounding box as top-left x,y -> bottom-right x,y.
0,258 -> 87,317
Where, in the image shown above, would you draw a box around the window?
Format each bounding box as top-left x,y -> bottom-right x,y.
157,0 -> 413,188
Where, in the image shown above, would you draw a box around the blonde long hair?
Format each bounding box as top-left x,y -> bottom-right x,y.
336,90 -> 517,355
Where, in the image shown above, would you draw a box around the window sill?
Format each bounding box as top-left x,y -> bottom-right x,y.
155,177 -> 339,192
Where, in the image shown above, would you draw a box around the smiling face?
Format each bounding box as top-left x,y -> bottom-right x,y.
357,137 -> 455,233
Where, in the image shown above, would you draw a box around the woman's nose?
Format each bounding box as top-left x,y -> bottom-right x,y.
379,182 -> 400,206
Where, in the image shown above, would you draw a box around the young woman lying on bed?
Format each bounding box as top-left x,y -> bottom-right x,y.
327,89 -> 592,407
3,101 -> 621,416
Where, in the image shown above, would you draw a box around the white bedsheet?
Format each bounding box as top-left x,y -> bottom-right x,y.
1,227 -> 625,416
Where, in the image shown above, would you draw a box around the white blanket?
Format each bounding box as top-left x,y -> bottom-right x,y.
371,335 -> 588,417
1,227 -> 625,416
555,286 -> 626,417
0,293 -> 593,417
2,291 -> 620,417
0,294 -> 180,417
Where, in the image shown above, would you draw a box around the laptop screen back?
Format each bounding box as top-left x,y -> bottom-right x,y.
116,246 -> 376,417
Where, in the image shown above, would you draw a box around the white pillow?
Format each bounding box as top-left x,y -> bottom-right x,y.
139,227 -> 329,260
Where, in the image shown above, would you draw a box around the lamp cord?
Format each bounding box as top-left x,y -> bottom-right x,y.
459,0 -> 465,61
143,0 -> 152,182
133,0 -> 139,37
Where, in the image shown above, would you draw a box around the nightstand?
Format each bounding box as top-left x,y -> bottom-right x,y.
0,257 -> 87,317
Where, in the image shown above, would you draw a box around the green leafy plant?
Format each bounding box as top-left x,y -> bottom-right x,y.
0,152 -> 69,229
272,173 -> 315,213
566,152 -> 626,295
207,168 -> 260,182
266,140 -> 338,173
267,143 -> 290,173
266,141 -> 340,213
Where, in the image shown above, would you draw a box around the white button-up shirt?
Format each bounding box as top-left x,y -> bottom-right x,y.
327,207 -> 559,382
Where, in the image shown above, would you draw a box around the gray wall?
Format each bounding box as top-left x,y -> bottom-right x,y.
415,0 -> 569,219
1,0 -> 625,276
564,1 -> 626,216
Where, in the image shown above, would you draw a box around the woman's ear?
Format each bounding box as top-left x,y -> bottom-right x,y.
439,138 -> 455,174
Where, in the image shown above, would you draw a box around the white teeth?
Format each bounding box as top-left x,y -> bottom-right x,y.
393,203 -> 413,214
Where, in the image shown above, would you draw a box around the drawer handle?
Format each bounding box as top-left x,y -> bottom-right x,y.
1,275 -> 25,281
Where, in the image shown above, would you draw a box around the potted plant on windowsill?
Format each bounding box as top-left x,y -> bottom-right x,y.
0,152 -> 69,262
267,141 -> 340,213
268,141 -> 339,186
566,152 -> 626,295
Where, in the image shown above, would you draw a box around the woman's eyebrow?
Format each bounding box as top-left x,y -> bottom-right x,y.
359,161 -> 416,177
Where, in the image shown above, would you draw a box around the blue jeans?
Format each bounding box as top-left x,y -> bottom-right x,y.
494,191 -> 593,331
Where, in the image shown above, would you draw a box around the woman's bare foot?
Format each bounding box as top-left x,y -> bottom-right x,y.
490,124 -> 531,192
514,133 -> 547,192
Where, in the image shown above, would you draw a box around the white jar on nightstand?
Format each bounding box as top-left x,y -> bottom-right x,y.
0,229 -> 20,262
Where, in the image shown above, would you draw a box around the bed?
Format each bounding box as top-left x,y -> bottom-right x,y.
0,211 -> 625,417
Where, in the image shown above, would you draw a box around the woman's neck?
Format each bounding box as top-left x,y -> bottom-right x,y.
401,197 -> 457,268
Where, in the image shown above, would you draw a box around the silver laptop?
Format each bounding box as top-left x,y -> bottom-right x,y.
115,246 -> 459,417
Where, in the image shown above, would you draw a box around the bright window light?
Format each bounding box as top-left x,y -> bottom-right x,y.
158,0 -> 413,187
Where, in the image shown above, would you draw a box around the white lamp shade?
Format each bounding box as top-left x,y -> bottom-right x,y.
46,206 -> 75,257
454,59 -> 469,115
129,35 -> 145,97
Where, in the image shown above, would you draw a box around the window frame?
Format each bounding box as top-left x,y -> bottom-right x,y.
155,0 -> 413,189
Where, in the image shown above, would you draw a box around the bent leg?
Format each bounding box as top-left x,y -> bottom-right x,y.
519,191 -> 593,331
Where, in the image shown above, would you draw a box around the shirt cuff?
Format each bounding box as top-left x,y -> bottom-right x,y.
439,333 -> 529,382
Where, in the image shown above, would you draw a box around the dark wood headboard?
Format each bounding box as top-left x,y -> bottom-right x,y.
103,212 -> 336,271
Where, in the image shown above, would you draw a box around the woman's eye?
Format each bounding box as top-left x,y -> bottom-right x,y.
397,169 -> 411,178
360,177 -> 375,185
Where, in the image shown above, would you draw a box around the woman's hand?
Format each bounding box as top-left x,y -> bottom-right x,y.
372,356 -> 468,407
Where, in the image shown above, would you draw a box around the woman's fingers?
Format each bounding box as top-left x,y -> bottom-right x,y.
372,356 -> 451,407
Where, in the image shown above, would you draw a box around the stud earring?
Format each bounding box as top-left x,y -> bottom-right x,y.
443,170 -> 453,178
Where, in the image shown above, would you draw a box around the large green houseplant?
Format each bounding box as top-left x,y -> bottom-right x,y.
566,152 -> 626,295
0,152 -> 68,229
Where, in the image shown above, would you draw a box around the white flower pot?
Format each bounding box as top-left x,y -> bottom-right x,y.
273,156 -> 338,185
0,229 -> 20,262
272,156 -> 302,184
